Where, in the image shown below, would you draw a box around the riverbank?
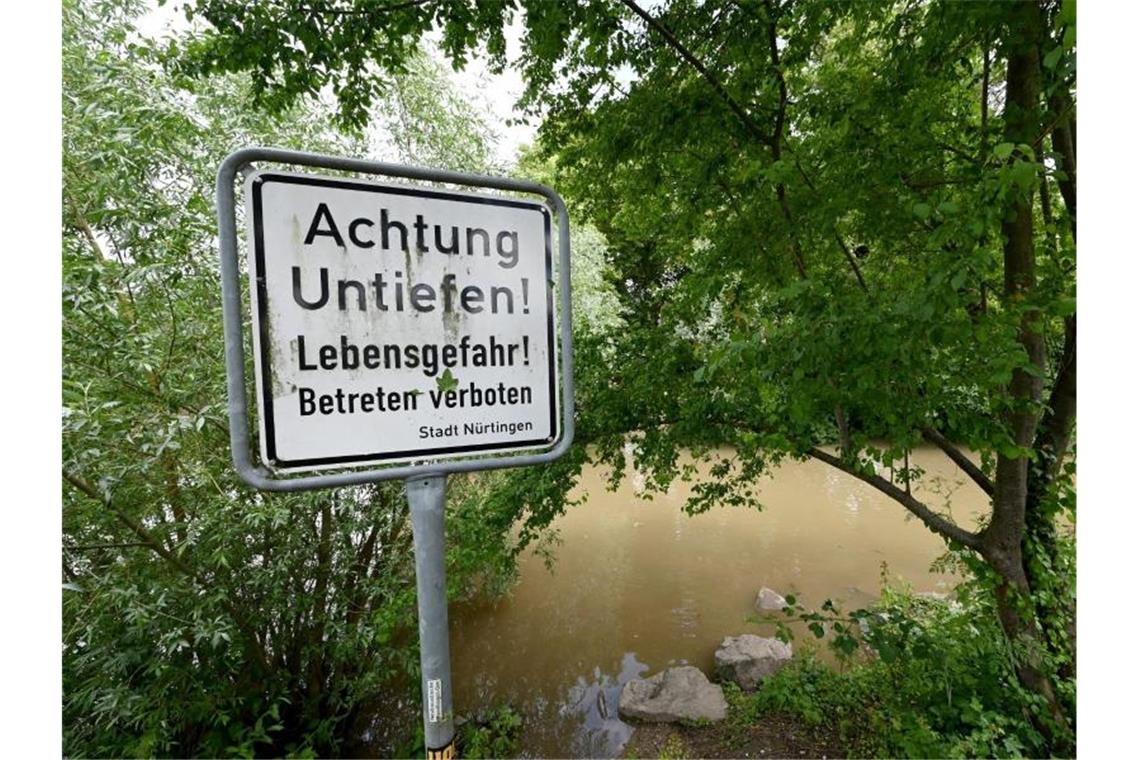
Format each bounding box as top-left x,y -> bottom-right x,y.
622,710 -> 843,759
441,447 -> 978,757
619,579 -> 1065,760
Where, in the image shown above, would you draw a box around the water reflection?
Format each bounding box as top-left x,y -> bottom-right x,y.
560,652 -> 648,757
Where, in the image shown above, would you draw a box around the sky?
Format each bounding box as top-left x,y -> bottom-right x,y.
137,1 -> 538,165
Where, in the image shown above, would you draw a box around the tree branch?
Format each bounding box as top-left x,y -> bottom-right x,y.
65,541 -> 154,551
921,427 -> 995,496
807,447 -> 982,549
620,0 -> 772,146
833,232 -> 869,292
980,37 -> 991,157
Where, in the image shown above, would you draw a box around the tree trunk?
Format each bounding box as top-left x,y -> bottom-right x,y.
983,2 -> 1069,746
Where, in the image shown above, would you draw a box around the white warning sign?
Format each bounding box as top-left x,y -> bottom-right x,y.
245,171 -> 558,471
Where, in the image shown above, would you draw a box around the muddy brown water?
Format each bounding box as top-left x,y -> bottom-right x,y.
450,447 -> 985,757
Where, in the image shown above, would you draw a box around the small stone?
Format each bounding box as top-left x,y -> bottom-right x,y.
755,587 -> 787,612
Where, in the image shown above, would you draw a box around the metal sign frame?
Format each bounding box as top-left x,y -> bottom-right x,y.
216,147 -> 575,492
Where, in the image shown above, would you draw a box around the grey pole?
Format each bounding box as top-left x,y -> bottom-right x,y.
406,474 -> 456,759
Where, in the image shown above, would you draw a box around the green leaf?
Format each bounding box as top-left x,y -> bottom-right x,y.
436,368 -> 459,392
993,142 -> 1015,160
912,202 -> 931,220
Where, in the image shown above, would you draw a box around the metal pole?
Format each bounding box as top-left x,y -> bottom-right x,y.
407,474 -> 456,759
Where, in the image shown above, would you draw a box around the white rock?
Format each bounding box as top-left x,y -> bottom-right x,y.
618,666 -> 727,723
755,586 -> 788,612
714,634 -> 792,690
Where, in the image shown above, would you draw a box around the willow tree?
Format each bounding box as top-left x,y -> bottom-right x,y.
62,0 -> 519,754
177,0 -> 1076,749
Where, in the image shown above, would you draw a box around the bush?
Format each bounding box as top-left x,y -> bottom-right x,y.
750,579 -> 1053,758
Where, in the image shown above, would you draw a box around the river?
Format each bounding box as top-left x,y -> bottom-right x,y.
446,445 -> 987,758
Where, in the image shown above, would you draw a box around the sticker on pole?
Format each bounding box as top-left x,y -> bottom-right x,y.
244,171 -> 559,471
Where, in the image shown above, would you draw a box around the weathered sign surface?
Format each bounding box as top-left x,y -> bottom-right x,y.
245,171 -> 558,471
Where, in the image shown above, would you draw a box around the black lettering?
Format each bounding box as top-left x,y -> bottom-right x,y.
496,230 -> 519,268
461,286 -> 484,313
363,344 -> 380,369
441,274 -> 458,312
340,335 -> 359,369
293,266 -> 329,310
372,272 -> 389,311
488,336 -> 507,366
383,344 -> 402,369
435,225 -> 459,254
490,286 -> 514,314
410,283 -> 436,311
421,344 -> 438,376
297,335 -> 317,370
466,227 -> 490,257
337,279 -> 367,311
299,387 -> 315,415
349,218 -> 374,248
403,344 -> 419,369
304,203 -> 345,246
381,209 -> 408,252
413,214 -> 429,253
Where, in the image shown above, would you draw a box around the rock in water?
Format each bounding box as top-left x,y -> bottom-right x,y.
618,666 -> 728,723
755,586 -> 787,612
714,634 -> 792,690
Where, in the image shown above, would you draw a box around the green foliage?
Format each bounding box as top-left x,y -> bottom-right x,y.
750,581 -> 1055,758
78,0 -> 1079,754
459,705 -> 524,759
62,1 -> 525,756
514,143 -> 625,336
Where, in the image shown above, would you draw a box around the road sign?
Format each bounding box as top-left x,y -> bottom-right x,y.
215,148 -> 574,491
218,148 -> 576,759
246,171 -> 558,472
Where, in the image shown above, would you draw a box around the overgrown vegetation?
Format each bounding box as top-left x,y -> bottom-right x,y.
61,1 -> 539,756
64,0 -> 1077,755
739,564 -> 1076,758
181,0 -> 1078,748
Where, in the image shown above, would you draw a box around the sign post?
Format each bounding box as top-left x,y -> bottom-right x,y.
215,147 -> 574,758
407,474 -> 454,757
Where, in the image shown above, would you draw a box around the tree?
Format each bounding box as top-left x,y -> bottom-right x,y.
174,0 -> 1076,750
62,1 -> 521,754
